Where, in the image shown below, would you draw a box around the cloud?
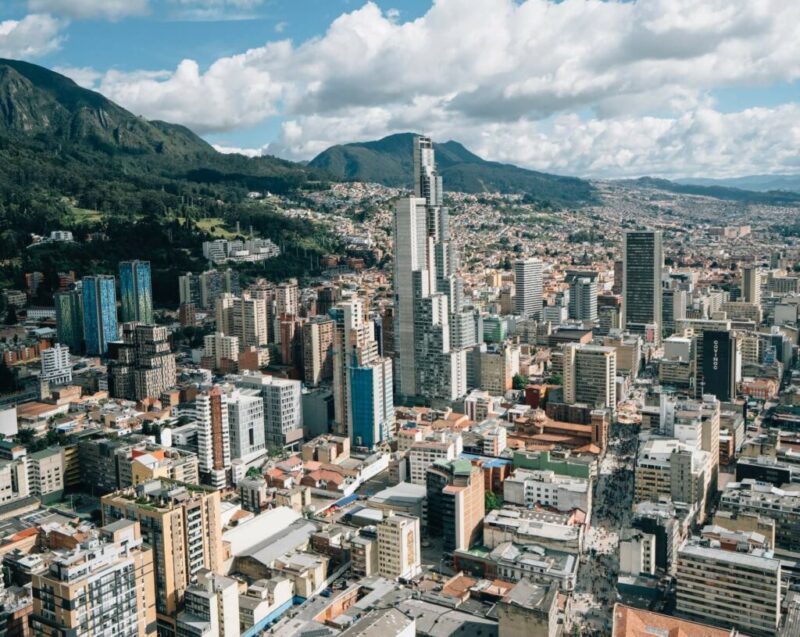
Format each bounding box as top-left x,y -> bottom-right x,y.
213,143 -> 265,157
274,20 -> 287,33
54,65 -> 101,88
83,0 -> 800,177
167,0 -> 267,20
0,14 -> 65,59
28,0 -> 149,20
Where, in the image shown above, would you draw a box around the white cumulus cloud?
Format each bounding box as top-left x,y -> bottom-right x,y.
0,14 -> 65,59
77,0 -> 800,177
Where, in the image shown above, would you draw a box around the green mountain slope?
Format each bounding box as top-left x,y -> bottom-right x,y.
309,132 -> 596,207
618,177 -> 800,206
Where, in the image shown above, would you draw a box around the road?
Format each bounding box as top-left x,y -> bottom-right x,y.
570,421 -> 639,635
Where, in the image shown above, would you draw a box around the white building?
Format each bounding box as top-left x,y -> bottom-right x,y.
237,373 -> 304,452
503,469 -> 592,514
563,344 -> 617,409
227,389 -> 266,463
196,387 -> 231,489
177,569 -> 240,637
408,434 -> 461,485
41,344 -> 72,386
204,332 -> 240,370
515,258 -> 543,320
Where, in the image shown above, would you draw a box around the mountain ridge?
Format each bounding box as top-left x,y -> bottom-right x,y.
309,132 -> 597,207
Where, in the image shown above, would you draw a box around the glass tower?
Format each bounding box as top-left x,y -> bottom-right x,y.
54,289 -> 83,353
82,275 -> 119,355
119,260 -> 153,324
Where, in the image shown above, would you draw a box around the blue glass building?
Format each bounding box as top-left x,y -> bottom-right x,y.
82,275 -> 119,355
119,260 -> 153,324
54,289 -> 83,353
348,351 -> 394,449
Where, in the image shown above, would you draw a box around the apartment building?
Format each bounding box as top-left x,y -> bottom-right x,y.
426,459 -> 485,553
101,480 -> 223,636
503,468 -> 591,514
676,542 -> 780,636
30,520 -> 156,637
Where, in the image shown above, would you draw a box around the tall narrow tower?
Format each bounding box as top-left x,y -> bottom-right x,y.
623,230 -> 663,343
394,137 -> 467,404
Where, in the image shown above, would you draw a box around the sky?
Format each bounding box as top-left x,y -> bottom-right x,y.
1,0 -> 799,179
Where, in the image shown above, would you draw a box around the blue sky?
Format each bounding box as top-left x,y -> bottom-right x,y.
1,0 -> 799,178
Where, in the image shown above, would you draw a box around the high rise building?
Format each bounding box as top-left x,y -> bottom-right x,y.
302,316 -> 335,386
216,294 -> 268,348
179,269 -> 240,311
54,289 -> 83,353
30,520 -> 156,637
101,481 -> 223,637
349,353 -> 394,450
563,344 -> 617,409
108,324 -> 176,401
203,332 -> 240,372
40,344 -> 72,386
515,258 -> 544,320
662,287 -> 687,336
196,387 -> 231,489
377,513 -> 422,581
119,260 -> 153,324
566,272 -> 598,322
702,330 -> 739,402
227,388 -> 265,462
742,265 -> 761,307
393,136 -> 467,405
82,275 -> 118,355
426,459 -> 485,552
623,231 -> 663,342
237,373 -> 304,452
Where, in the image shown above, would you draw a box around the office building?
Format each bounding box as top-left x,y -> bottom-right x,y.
228,388 -> 265,463
179,269 -> 240,311
566,272 -> 598,322
54,289 -> 83,353
742,265 -> 761,307
237,373 -> 304,452
497,579 -> 559,637
702,330 -> 739,402
503,468 -> 591,514
377,513 -> 421,581
393,136 -> 467,404
40,344 -> 72,386
662,287 -> 687,335
563,344 -> 617,409
102,480 -> 223,636
515,258 -> 544,320
426,459 -> 485,552
82,275 -> 118,355
108,324 -> 176,401
623,231 -> 663,342
217,294 -> 268,348
196,387 -> 231,489
27,447 -> 64,504
350,354 -> 394,450
30,521 -> 156,637
676,542 -> 780,636
119,260 -> 153,324
719,479 -> 800,550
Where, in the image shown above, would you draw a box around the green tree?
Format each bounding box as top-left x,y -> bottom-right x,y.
485,491 -> 501,512
512,374 -> 528,390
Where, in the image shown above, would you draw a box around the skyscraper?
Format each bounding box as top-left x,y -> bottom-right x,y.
515,258 -> 544,319
566,271 -> 598,322
426,459 -> 485,552
196,387 -> 231,489
394,136 -> 467,404
108,324 -> 176,401
119,260 -> 153,324
82,275 -> 118,356
563,344 -> 617,409
623,230 -> 663,342
742,265 -> 761,307
54,288 -> 83,353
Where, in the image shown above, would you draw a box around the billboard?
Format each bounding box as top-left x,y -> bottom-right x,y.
703,330 -> 735,401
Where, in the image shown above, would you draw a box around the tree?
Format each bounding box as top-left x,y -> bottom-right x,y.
512,374 -> 528,390
4,306 -> 17,325
485,491 -> 500,512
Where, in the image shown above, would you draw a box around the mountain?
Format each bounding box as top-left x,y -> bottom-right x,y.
676,174 -> 800,193
309,133 -> 596,207
0,58 -> 323,194
616,177 -> 800,206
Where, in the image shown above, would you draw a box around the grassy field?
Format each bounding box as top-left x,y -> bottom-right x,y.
69,206 -> 104,225
179,217 -> 239,239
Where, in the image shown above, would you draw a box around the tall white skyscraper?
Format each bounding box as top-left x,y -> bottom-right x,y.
514,258 -> 543,319
394,136 -> 467,404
